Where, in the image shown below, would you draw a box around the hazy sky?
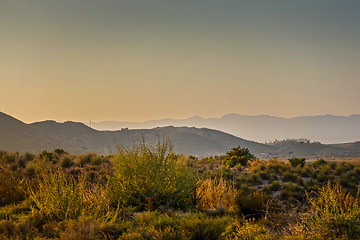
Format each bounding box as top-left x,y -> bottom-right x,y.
1,0 -> 360,123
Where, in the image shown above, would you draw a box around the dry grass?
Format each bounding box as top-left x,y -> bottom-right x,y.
196,177 -> 237,212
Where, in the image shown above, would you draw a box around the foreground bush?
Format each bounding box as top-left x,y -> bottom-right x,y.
308,182 -> 360,239
27,167 -> 112,222
111,141 -> 198,210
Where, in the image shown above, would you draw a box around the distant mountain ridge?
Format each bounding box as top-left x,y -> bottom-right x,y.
91,114 -> 360,144
1,111 -> 360,158
0,111 -> 271,156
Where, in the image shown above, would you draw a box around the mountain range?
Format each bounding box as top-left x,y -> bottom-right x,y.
1,111 -> 360,158
91,114 -> 360,144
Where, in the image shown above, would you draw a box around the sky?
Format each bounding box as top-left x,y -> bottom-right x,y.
1,0 -> 360,123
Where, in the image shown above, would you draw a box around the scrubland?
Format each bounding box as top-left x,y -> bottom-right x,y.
1,142 -> 360,239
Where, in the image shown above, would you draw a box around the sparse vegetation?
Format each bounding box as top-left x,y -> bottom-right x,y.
1,144 -> 360,239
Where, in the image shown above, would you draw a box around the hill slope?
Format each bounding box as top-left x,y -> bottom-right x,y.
0,112 -> 272,156
2,112 -> 360,158
91,114 -> 360,144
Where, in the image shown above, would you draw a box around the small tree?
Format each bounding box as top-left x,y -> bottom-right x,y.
222,146 -> 254,167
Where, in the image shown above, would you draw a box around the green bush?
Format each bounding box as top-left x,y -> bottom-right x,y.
247,173 -> 263,186
222,146 -> 254,167
312,159 -> 328,168
111,140 -> 198,210
308,182 -> 360,239
222,156 -> 248,168
27,167 -> 111,222
288,157 -> 306,168
282,171 -> 298,183
236,190 -> 276,218
269,180 -> 281,191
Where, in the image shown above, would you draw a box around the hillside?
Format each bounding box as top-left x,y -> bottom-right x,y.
91,114 -> 360,144
0,112 -> 272,156
1,112 -> 360,158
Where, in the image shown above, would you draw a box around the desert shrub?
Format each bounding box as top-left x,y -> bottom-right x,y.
288,157 -> 306,168
21,152 -> 35,162
249,161 -> 266,173
268,173 -> 278,182
258,170 -> 270,181
219,166 -> 235,180
236,174 -> 247,185
27,167 -> 111,222
233,163 -> 243,172
282,171 -> 298,183
304,179 -> 320,192
222,156 -> 248,168
312,159 -> 328,168
236,190 -> 276,218
54,148 -> 67,156
0,220 -> 17,239
39,221 -> 62,239
0,152 -> 19,165
196,178 -> 237,212
280,183 -> 304,202
307,182 -> 360,239
60,217 -> 100,240
222,219 -> 273,240
91,156 -> 109,165
247,173 -> 263,185
99,221 -> 128,240
269,180 -> 281,191
132,211 -> 183,239
267,158 -> 287,174
334,162 -> 354,176
314,166 -> 334,183
180,214 -> 231,240
60,156 -> 75,168
0,168 -> 26,205
129,212 -> 231,240
147,226 -> 185,240
84,170 -> 99,183
39,150 -> 55,163
75,153 -> 95,166
111,140 -> 198,210
0,217 -> 34,239
27,168 -> 85,221
299,164 -> 313,178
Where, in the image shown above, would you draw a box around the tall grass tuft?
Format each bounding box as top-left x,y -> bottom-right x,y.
111,140 -> 198,210
196,177 -> 237,212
